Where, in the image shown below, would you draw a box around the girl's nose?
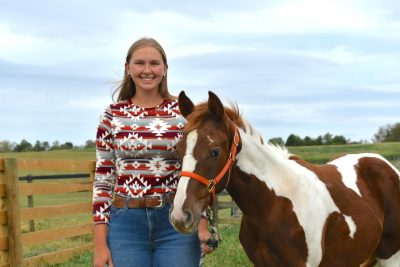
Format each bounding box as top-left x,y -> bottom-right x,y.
143,63 -> 151,73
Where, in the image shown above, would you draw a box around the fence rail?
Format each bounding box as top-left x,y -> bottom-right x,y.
19,173 -> 90,181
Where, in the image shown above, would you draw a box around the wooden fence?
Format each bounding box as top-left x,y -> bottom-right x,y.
0,158 -> 95,267
0,157 -> 241,266
212,191 -> 241,225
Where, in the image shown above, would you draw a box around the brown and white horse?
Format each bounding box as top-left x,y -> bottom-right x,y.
170,91 -> 400,267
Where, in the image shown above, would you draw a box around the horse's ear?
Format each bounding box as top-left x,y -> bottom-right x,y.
178,91 -> 194,118
208,91 -> 224,121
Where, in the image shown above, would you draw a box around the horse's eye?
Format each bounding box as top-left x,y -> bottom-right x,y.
211,148 -> 220,158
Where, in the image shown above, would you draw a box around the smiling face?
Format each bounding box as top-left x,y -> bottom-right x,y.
126,46 -> 167,93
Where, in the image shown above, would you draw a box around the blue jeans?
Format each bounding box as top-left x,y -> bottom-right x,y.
108,200 -> 201,267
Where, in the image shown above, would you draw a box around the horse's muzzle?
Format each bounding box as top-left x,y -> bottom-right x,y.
169,207 -> 197,233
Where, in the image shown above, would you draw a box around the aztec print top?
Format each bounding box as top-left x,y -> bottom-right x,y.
92,98 -> 186,224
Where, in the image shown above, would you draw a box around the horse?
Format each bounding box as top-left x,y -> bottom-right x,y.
169,91 -> 400,267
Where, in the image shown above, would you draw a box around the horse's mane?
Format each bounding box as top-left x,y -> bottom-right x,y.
184,102 -> 245,133
184,100 -> 293,159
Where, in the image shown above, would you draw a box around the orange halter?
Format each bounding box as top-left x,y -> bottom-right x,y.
180,125 -> 240,205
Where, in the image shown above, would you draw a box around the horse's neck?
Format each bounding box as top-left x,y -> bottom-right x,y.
227,129 -> 290,212
231,128 -> 338,219
236,128 -> 291,176
232,128 -> 318,208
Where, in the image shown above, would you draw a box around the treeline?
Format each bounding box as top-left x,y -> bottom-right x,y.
1,123 -> 399,152
0,140 -> 96,152
269,133 -> 350,147
269,122 -> 400,146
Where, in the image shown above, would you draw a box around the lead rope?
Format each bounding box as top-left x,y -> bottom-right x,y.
199,209 -> 222,267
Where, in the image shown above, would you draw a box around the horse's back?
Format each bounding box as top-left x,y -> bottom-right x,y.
291,152 -> 400,265
329,153 -> 400,264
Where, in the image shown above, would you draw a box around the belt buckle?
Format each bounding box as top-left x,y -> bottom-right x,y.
151,193 -> 164,208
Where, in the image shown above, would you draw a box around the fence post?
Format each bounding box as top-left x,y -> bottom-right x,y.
0,158 -> 21,266
27,175 -> 35,232
231,202 -> 240,218
0,158 -> 7,265
212,195 -> 219,226
88,161 -> 96,183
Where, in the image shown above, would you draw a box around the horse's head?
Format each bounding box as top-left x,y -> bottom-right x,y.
170,91 -> 241,233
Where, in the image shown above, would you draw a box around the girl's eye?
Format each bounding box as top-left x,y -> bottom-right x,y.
211,148 -> 220,158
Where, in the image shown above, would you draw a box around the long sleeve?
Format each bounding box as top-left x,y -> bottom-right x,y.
92,106 -> 116,224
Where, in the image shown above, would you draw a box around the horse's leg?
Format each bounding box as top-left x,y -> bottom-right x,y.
239,217 -> 275,266
239,218 -> 260,264
239,217 -> 305,267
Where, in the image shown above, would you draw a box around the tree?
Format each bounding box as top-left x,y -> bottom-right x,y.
285,134 -> 304,146
314,136 -> 323,145
14,139 -> 33,152
332,135 -> 348,145
322,133 -> 333,145
84,139 -> 96,149
50,141 -> 61,150
42,141 -> 50,151
33,140 -> 46,151
268,137 -> 284,146
303,136 -> 313,146
0,141 -> 16,152
61,142 -> 74,149
374,123 -> 400,142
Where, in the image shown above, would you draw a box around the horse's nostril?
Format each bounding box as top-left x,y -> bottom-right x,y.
184,210 -> 193,227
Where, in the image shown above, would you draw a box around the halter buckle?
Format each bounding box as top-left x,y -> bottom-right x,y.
233,131 -> 239,147
206,180 -> 216,192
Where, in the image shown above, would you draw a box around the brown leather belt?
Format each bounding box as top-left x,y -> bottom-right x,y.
113,192 -> 175,209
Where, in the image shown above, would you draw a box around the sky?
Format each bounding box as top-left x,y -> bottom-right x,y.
1,0 -> 399,146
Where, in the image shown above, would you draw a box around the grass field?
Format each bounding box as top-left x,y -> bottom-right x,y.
2,142 -> 400,162
2,142 -> 400,266
288,142 -> 400,163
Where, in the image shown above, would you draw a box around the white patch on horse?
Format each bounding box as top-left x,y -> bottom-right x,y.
343,215 -> 356,238
242,119 -> 264,145
327,155 -> 363,196
328,153 -> 399,197
206,135 -> 214,144
171,130 -> 198,220
377,249 -> 400,266
235,128 -> 340,267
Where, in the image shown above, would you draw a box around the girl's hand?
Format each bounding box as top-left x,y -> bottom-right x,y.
94,245 -> 114,267
93,224 -> 114,267
198,218 -> 215,255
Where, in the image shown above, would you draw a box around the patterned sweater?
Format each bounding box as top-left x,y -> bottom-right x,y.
92,99 -> 186,224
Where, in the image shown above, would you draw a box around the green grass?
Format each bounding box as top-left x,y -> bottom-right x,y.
3,143 -> 400,163
288,142 -> 400,163
47,252 -> 93,267
204,224 -> 252,267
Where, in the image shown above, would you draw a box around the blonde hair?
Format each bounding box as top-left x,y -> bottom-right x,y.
113,38 -> 173,101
